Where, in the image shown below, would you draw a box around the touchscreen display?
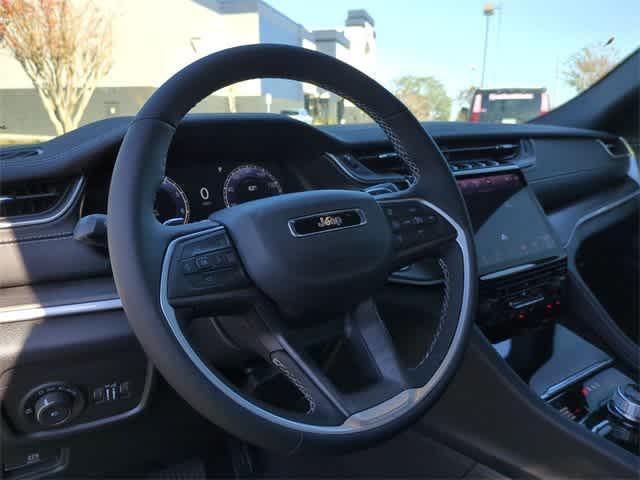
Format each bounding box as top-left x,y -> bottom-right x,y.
457,173 -> 561,273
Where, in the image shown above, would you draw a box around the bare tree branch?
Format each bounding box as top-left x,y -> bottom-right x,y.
0,0 -> 113,134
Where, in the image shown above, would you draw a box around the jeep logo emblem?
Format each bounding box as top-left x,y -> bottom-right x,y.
317,215 -> 343,228
288,209 -> 366,237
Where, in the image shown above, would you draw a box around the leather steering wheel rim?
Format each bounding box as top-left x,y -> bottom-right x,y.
108,44 -> 477,453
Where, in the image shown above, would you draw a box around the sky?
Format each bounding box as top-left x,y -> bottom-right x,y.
267,0 -> 639,113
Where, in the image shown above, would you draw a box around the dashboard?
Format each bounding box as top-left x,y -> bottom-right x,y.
0,112 -> 637,478
19,113 -> 636,284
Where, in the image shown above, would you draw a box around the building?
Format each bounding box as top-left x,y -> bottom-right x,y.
0,0 -> 377,136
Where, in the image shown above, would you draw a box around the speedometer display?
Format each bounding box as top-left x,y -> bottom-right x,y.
223,164 -> 283,207
154,176 -> 190,224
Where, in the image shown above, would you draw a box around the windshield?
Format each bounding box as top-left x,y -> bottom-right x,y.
0,0 -> 637,144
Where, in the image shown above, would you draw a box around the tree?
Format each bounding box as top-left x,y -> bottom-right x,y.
0,0 -> 113,134
563,44 -> 619,93
393,76 -> 451,121
456,85 -> 477,108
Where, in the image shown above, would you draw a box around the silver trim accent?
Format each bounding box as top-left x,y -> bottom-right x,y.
591,420 -> 612,436
452,163 -> 519,177
480,263 -> 537,281
0,298 -> 122,324
326,151 -> 520,184
325,152 -> 402,185
0,177 -> 85,229
388,275 -> 444,287
541,359 -> 613,400
159,197 -> 472,433
611,384 -> 640,423
509,294 -> 545,309
563,190 -> 640,248
287,208 -> 367,238
596,138 -> 632,159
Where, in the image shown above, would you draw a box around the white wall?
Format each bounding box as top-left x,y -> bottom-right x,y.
0,0 -> 263,92
343,22 -> 377,79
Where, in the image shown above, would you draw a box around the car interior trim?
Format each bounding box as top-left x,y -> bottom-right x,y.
159,197 -> 472,434
563,190 -> 640,248
325,151 -> 521,186
596,138 -> 633,159
323,152 -> 400,185
17,361 -> 154,441
479,263 -> 537,281
0,176 -> 85,229
0,298 -> 123,324
540,359 -> 614,400
387,275 -> 445,287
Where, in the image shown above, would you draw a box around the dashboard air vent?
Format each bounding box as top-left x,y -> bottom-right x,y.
480,258 -> 567,299
328,140 -> 526,188
598,138 -> 630,158
0,178 -> 74,219
440,141 -> 521,174
0,148 -> 42,161
356,152 -> 411,177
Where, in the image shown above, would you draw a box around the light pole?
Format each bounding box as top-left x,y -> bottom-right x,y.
480,3 -> 496,88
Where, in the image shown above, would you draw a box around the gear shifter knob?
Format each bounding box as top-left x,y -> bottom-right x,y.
611,383 -> 640,423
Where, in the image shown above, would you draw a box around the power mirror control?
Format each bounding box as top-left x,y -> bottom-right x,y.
21,383 -> 85,428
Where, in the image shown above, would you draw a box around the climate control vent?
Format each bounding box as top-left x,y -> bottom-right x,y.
441,141 -> 522,175
481,257 -> 567,299
326,152 -> 411,187
598,138 -> 631,158
0,147 -> 42,161
355,151 -> 411,177
0,177 -> 82,225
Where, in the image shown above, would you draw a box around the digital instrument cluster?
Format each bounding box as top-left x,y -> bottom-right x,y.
155,161 -> 286,224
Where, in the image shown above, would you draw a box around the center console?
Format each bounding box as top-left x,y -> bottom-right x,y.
457,171 -> 567,341
455,168 -> 638,457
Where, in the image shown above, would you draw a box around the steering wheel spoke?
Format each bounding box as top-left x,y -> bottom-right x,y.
226,297 -> 350,424
161,222 -> 255,309
377,197 -> 458,269
229,296 -> 411,424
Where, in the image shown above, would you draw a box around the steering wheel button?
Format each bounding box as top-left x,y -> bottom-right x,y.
215,253 -> 228,266
224,251 -> 238,265
400,218 -> 413,229
182,260 -> 197,274
181,233 -> 230,259
195,255 -> 213,270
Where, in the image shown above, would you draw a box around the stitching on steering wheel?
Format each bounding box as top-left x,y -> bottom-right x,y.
325,86 -> 421,186
272,357 -> 317,415
414,258 -> 450,369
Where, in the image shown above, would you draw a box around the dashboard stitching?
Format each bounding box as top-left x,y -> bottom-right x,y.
0,232 -> 73,246
414,258 -> 450,369
272,357 -> 316,415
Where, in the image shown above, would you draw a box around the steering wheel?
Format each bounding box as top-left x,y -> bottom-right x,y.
108,44 -> 477,454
